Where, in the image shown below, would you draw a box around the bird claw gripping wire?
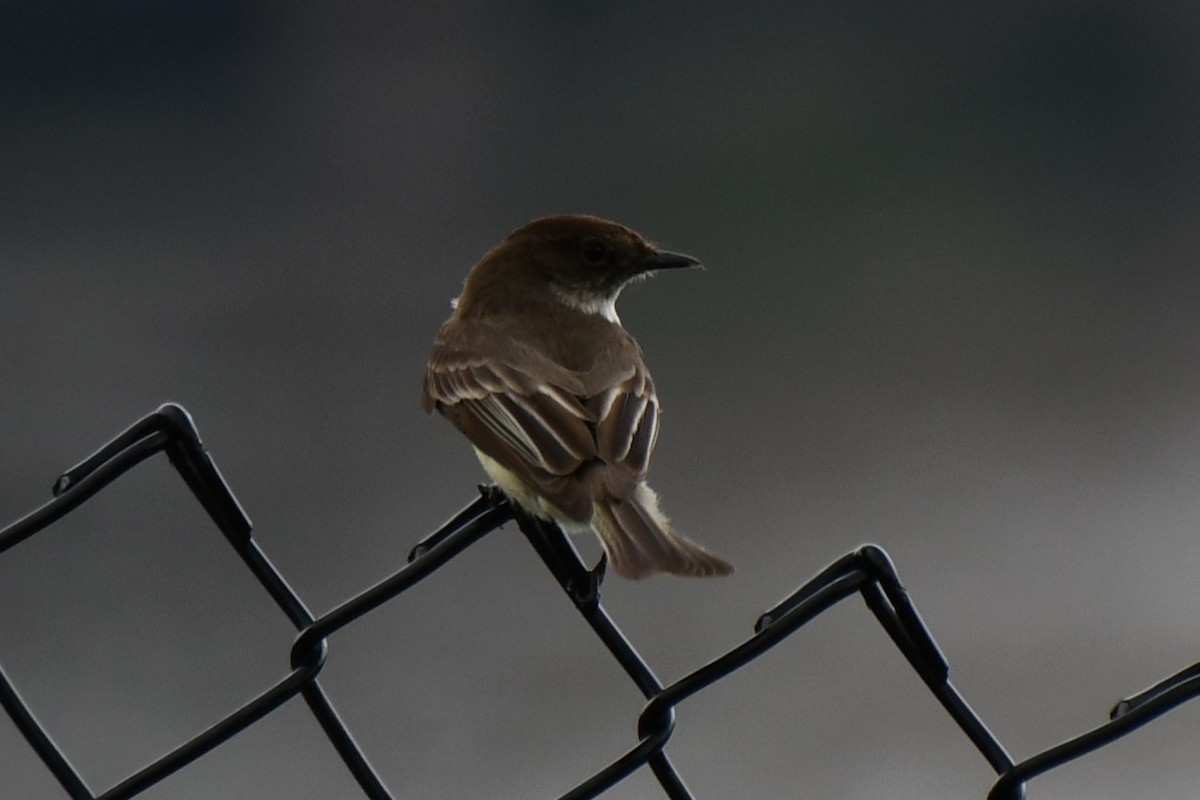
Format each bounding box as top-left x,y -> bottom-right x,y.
514,510 -> 609,607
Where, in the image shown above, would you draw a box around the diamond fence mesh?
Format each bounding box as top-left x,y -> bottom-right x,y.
1,404 -> 1197,799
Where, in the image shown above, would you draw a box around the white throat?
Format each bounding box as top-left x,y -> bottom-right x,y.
554,287 -> 622,323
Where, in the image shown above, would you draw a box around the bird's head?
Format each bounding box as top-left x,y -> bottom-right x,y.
457,215 -> 701,320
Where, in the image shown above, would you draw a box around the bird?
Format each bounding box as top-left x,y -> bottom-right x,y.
422,214 -> 734,580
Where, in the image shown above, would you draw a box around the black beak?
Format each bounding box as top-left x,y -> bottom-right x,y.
639,248 -> 703,272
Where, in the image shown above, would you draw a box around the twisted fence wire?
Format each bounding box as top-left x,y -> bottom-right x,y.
1,403 -> 1197,799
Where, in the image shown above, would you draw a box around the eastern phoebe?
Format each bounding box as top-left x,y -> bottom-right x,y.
423,215 -> 733,580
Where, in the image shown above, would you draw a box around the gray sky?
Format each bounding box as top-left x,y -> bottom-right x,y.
3,2 -> 1199,798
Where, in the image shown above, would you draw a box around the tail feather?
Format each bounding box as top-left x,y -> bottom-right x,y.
592,484 -> 734,580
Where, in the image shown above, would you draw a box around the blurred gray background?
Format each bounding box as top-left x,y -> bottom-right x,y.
2,2 -> 1199,798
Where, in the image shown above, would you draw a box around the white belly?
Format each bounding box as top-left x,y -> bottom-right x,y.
473,448 -> 592,532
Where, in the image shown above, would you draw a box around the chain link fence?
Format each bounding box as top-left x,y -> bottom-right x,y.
2,404 -> 1197,799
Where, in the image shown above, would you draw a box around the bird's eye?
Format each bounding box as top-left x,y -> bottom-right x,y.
580,239 -> 609,265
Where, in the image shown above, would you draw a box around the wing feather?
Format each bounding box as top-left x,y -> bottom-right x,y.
424,343 -> 598,496
592,368 -> 658,476
423,319 -> 662,516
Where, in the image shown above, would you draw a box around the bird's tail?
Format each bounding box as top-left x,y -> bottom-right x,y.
592,483 -> 734,580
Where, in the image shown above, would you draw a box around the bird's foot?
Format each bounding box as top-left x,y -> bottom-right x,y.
478,483 -> 508,508
569,552 -> 606,606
